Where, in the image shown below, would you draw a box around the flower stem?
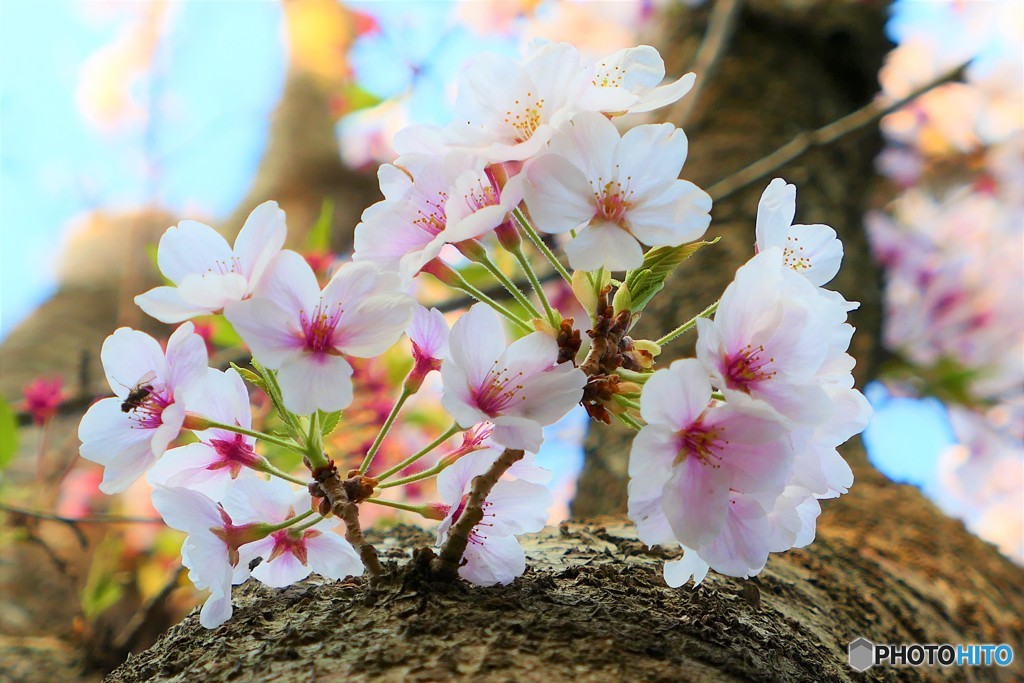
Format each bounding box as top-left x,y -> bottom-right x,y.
263,508 -> 315,533
258,462 -> 308,486
475,251 -> 543,320
290,514 -> 325,534
655,299 -> 720,347
364,497 -> 438,519
452,273 -> 533,334
510,247 -> 560,329
305,411 -> 330,470
202,419 -> 306,456
617,412 -> 644,431
512,208 -> 572,284
358,389 -> 412,474
376,423 -> 461,482
613,395 -> 642,411
378,462 -> 446,489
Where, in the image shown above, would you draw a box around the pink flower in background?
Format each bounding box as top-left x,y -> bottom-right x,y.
754,178 -> 842,286
78,323 -> 207,493
23,376 -> 65,425
523,112 -> 710,271
578,45 -> 696,115
229,478 -> 363,589
435,449 -> 552,586
406,306 -> 450,391
148,368 -> 267,501
627,359 -> 793,553
225,251 -> 414,415
135,202 -> 287,323
441,304 -> 586,451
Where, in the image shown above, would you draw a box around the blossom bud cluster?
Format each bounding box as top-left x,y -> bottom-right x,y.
76,42 -> 868,627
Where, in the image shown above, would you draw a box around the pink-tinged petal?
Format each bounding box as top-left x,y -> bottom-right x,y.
335,293 -> 414,358
663,547 -> 710,587
151,401 -> 186,457
516,364 -> 586,425
663,456 -> 731,548
354,202 -> 433,271
78,398 -> 151,466
447,304 -> 509,387
505,451 -> 550,484
459,534 -> 526,586
640,360 -> 712,430
151,485 -> 223,533
101,328 -> 169,397
165,322 -> 209,402
617,123 -> 687,193
276,353 -> 354,416
786,223 -> 842,286
250,250 -> 322,314
698,494 -> 773,578
190,368 -> 254,434
627,425 -> 678,547
491,415 -> 545,452
548,112 -> 619,181
156,219 -> 233,285
253,551 -> 312,588
235,537 -> 276,578
436,449 -> 490,504
629,72 -> 696,114
224,298 -> 304,367
176,272 -> 249,310
147,442 -> 229,500
222,476 -> 297,525
486,478 -> 551,536
755,178 -> 796,251
323,260 -> 398,306
408,306 -> 449,358
522,155 -> 594,235
627,180 -> 711,247
135,286 -> 211,324
564,221 -> 644,272
233,201 -> 287,287
440,363 -> 492,429
305,532 -> 364,580
376,161 -> 414,199
98,442 -> 156,494
500,332 -> 559,379
199,591 -> 233,630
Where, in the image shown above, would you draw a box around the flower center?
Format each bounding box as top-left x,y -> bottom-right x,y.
450,493 -> 496,546
299,301 -> 344,354
472,364 -> 526,416
723,343 -> 776,392
413,191 -> 448,237
126,388 -> 171,430
783,236 -> 812,272
266,528 -> 319,566
674,421 -> 727,467
592,61 -> 624,90
462,173 -> 501,213
207,434 -> 261,477
593,177 -> 633,225
504,91 -> 544,143
208,255 -> 244,276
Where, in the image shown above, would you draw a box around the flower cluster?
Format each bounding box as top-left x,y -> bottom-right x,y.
77,42 -> 867,627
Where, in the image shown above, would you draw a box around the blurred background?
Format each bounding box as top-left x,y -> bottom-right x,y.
0,0 -> 1020,679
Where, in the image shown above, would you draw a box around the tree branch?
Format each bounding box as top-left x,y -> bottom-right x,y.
311,463 -> 383,577
706,63 -> 969,202
431,448 -> 525,580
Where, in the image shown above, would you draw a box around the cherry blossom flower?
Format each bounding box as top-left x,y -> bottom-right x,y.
79,323 -> 208,493
23,376 -> 65,425
446,41 -> 583,162
434,449 -> 552,586
151,485 -> 261,629
754,178 -> 842,286
695,248 -> 855,425
523,112 -> 711,271
135,202 -> 286,323
406,306 -> 450,391
148,368 -> 267,501
627,359 -> 793,552
229,478 -> 363,589
441,304 -> 586,451
578,45 -> 696,115
225,251 -> 414,415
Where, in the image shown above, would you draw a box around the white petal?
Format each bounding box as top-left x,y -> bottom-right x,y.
233,201 -> 287,288
755,178 -> 795,252
458,534 -> 526,586
306,532 -> 364,580
640,359 -> 711,429
277,353 -> 354,415
157,220 -> 233,284
252,551 -> 311,588
79,398 -> 151,465
522,155 -> 595,235
630,72 -> 697,114
616,123 -> 687,194
176,272 -> 249,311
663,457 -> 731,548
335,293 -> 414,358
491,415 -> 545,452
224,298 -> 304,368
222,476 -> 297,525
564,221 -> 643,272
151,485 -> 223,533
165,322 -> 209,401
101,328 -> 168,398
487,478 -> 552,535
249,250 -> 322,314
786,223 -> 842,286
663,547 -> 710,587
627,425 -> 678,546
135,286 -> 211,324
447,304 -> 508,388
627,180 -> 711,247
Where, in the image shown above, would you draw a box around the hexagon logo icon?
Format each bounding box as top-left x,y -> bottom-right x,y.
848,638 -> 875,672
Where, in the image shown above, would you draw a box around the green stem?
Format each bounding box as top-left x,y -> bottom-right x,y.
513,208 -> 572,284
615,368 -> 652,384
376,423 -> 461,482
358,389 -> 412,474
305,411 -> 329,470
290,514 -> 324,534
614,395 -> 642,411
203,420 -> 306,456
378,463 -> 446,489
617,412 -> 644,431
261,462 -> 309,486
258,363 -> 305,443
263,508 -> 315,533
364,497 -> 433,517
655,300 -> 720,347
452,273 -> 533,334
511,247 -> 560,329
477,253 -> 543,320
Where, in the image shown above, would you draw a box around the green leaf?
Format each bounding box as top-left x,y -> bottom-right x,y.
318,409 -> 343,437
230,362 -> 267,392
623,237 -> 721,313
0,399 -> 16,471
305,199 -> 335,253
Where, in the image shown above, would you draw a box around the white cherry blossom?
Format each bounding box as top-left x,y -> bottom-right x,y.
225,251 -> 414,415
135,202 -> 286,323
755,178 -> 843,286
578,45 -> 696,115
441,304 -> 586,452
79,323 -> 207,493
523,112 -> 711,271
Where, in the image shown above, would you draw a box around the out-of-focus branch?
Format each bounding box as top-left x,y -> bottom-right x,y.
0,502 -> 163,526
706,63 -> 969,202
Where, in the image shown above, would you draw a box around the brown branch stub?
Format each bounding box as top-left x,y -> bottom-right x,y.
431,448 -> 525,580
311,461 -> 384,577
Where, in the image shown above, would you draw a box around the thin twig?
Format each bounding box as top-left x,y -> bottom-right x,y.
0,501 -> 163,526
113,565 -> 185,652
706,63 -> 969,202
670,0 -> 744,129
431,448 -> 525,580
